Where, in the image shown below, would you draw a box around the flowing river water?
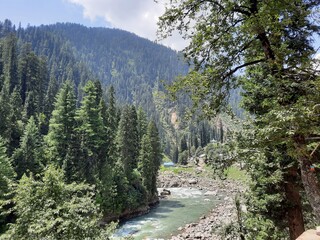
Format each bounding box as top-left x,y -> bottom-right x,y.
112,188 -> 221,239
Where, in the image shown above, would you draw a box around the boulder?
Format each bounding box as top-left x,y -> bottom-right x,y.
297,230 -> 320,240
160,189 -> 171,196
204,190 -> 217,196
188,179 -> 198,184
170,181 -> 180,187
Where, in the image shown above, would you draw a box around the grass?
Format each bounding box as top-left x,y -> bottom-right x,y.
224,166 -> 248,182
159,165 -> 194,174
159,162 -> 249,183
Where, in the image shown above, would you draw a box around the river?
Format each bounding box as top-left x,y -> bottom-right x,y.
112,188 -> 221,239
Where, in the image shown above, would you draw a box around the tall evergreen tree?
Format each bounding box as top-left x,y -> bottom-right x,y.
8,87 -> 23,154
0,81 -> 12,143
0,137 -> 15,233
75,80 -> 105,183
138,134 -> 153,200
117,105 -> 139,178
146,121 -> 162,197
2,34 -> 18,93
12,116 -> 44,179
106,85 -> 118,164
137,107 -> 148,145
45,81 -> 77,178
44,75 -> 59,120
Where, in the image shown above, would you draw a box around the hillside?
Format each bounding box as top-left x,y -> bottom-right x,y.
0,19 -> 237,161
18,22 -> 188,105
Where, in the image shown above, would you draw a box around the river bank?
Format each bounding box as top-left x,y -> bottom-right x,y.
157,167 -> 247,239
103,197 -> 159,224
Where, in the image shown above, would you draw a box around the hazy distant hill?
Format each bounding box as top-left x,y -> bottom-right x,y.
18,22 -> 188,105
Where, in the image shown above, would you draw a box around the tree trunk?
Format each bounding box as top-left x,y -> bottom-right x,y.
294,134 -> 320,221
284,166 -> 305,240
299,160 -> 320,221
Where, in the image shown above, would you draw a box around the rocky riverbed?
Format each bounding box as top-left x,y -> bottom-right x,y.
157,169 -> 247,240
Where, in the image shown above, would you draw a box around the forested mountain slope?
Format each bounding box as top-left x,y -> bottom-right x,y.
18,22 -> 188,104
0,19 -> 236,161
0,19 -> 164,237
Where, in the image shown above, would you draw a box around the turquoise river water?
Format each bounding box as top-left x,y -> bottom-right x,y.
112,188 -> 220,240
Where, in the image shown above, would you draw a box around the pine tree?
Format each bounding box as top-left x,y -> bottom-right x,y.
138,134 -> 153,200
44,75 -> 59,121
0,81 -> 12,143
97,97 -> 108,177
12,116 -> 44,179
18,45 -> 40,105
2,34 -> 18,93
75,80 -> 105,183
146,121 -> 162,197
8,87 -> 23,155
116,105 -> 139,178
22,91 -> 37,121
137,107 -> 148,146
45,81 -> 77,167
0,137 -> 15,233
106,85 -> 118,164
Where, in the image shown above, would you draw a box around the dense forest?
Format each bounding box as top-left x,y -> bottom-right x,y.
0,20 -> 164,239
0,19 -> 232,162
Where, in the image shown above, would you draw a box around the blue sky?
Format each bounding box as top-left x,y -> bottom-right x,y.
0,0 -> 108,28
0,0 -> 318,53
0,0 -> 187,50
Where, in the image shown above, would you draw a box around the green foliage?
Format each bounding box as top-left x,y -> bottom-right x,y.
147,121 -> 162,195
75,80 -> 106,183
0,19 -> 166,238
137,107 -> 148,146
1,165 -> 115,240
0,137 -> 15,233
0,81 -> 12,142
205,141 -> 237,179
117,105 -> 139,178
139,134 -> 153,197
12,116 -> 44,179
43,75 -> 59,122
105,85 -> 118,164
46,81 -> 77,167
178,150 -> 188,165
0,137 -> 15,195
224,166 -> 248,182
159,0 -> 320,237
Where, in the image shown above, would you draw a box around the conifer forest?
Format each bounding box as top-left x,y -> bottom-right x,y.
1,0 -> 320,239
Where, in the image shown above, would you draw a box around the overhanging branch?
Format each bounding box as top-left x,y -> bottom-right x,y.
223,58 -> 266,79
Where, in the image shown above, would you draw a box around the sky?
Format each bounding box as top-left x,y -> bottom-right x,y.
0,0 -> 319,53
0,0 -> 187,50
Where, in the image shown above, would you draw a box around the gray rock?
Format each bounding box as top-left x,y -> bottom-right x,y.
171,181 -> 180,187
188,179 -> 198,184
204,190 -> 217,196
160,189 -> 171,196
195,232 -> 203,238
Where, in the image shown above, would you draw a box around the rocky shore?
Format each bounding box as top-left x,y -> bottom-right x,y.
157,169 -> 246,240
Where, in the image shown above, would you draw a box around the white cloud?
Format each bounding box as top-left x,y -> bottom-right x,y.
67,0 -> 188,50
